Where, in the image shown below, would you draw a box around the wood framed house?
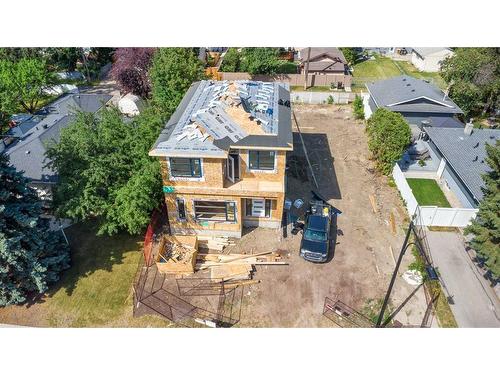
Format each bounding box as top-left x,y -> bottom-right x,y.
149,80 -> 293,238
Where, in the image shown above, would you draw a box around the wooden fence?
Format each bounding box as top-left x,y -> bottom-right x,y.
219,72 -> 352,88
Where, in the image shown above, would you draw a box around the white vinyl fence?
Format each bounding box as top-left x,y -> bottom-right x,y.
392,164 -> 478,227
291,91 -> 355,104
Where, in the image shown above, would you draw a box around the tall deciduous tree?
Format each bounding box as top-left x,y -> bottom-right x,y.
149,48 -> 205,116
440,48 -> 499,118
340,47 -> 358,66
366,108 -> 411,174
0,154 -> 70,307
46,107 -> 165,235
110,48 -> 156,98
0,61 -> 19,135
464,141 -> 500,279
0,58 -> 53,114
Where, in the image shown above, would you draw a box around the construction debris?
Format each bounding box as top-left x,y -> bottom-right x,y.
196,251 -> 287,281
197,236 -> 235,252
156,235 -> 198,275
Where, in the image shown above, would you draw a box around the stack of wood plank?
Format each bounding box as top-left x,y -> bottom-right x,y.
196,251 -> 287,281
197,236 -> 235,252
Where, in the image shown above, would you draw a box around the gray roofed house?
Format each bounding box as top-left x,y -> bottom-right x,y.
3,93 -> 112,189
424,127 -> 500,205
365,75 -> 464,132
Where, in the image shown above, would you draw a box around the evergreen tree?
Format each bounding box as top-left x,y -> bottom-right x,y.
464,141 -> 500,279
0,154 -> 70,306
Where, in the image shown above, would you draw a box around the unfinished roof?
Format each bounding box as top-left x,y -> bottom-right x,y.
366,75 -> 463,115
4,93 -> 112,183
425,127 -> 500,202
149,80 -> 293,158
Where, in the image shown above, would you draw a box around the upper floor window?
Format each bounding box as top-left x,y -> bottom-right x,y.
169,158 -> 202,178
248,150 -> 275,171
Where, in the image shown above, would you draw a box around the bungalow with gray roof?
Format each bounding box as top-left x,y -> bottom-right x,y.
364,75 -> 464,137
2,93 -> 112,199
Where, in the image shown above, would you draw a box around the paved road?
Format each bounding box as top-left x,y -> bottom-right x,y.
425,230 -> 500,327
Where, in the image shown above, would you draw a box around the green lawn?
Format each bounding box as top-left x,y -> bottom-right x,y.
290,85 -> 332,92
352,55 -> 446,91
0,222 -> 171,327
406,178 -> 451,207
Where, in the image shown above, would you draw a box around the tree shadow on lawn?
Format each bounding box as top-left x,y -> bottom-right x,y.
44,220 -> 141,299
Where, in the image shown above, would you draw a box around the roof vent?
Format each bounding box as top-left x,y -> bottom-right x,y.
25,150 -> 30,154
402,78 -> 406,81
473,155 -> 478,162
464,120 -> 474,136
473,142 -> 479,148
411,89 -> 415,92
406,83 -> 411,86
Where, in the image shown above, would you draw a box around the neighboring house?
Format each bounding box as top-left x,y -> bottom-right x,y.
2,93 -> 112,199
364,75 -> 464,137
400,123 -> 500,209
297,47 -> 351,89
149,80 -> 293,238
422,125 -> 499,208
410,48 -> 454,72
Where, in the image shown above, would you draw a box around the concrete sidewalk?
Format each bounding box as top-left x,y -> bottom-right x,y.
425,229 -> 500,327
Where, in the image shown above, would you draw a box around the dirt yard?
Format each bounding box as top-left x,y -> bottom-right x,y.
231,104 -> 431,327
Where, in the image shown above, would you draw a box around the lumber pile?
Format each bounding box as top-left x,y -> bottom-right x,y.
196,251 -> 287,281
197,236 -> 235,252
156,235 -> 198,275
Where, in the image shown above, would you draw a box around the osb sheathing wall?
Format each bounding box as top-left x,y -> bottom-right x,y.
160,158 -> 224,188
236,150 -> 287,183
165,193 -> 243,236
160,151 -> 287,189
165,192 -> 284,235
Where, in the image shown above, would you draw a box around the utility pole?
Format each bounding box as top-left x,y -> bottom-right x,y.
304,47 -> 311,90
376,221 -> 413,327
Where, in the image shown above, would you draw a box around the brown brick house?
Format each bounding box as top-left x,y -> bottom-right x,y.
149,80 -> 293,238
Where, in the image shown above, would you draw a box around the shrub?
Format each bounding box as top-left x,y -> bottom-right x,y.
366,108 -> 411,175
327,95 -> 334,105
353,94 -> 365,120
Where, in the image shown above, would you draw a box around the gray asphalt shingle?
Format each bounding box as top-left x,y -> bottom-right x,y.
425,127 -> 500,201
366,75 -> 463,115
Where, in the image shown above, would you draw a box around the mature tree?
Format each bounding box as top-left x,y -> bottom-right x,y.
366,108 -> 411,174
440,48 -> 500,118
110,48 -> 156,98
149,48 -> 205,116
0,48 -> 45,62
464,141 -> 500,279
220,47 -> 240,72
46,107 -> 165,235
0,154 -> 70,306
45,47 -> 82,71
340,47 -> 358,66
352,94 -> 365,120
239,48 -> 282,74
0,61 -> 19,135
0,58 -> 53,114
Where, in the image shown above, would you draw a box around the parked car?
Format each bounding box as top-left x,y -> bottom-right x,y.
299,201 -> 332,263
